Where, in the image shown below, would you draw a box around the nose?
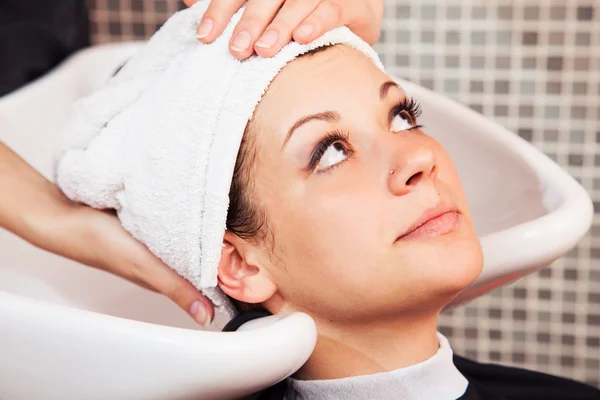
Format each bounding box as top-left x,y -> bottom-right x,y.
387,139 -> 438,196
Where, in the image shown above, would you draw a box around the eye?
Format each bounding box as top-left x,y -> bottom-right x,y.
309,130 -> 352,173
391,112 -> 414,133
315,141 -> 349,172
389,97 -> 423,133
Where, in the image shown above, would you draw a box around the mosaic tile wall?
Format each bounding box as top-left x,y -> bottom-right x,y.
87,0 -> 600,387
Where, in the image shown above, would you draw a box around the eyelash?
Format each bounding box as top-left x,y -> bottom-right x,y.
308,97 -> 424,172
390,97 -> 423,129
308,129 -> 351,171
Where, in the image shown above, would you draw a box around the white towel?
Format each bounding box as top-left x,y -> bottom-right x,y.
54,0 -> 384,321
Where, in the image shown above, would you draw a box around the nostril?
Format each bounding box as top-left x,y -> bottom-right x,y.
430,165 -> 438,179
406,171 -> 423,186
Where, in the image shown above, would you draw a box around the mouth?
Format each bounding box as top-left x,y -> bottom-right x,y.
395,202 -> 461,242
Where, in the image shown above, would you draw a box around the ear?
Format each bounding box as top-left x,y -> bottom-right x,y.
217,232 -> 278,304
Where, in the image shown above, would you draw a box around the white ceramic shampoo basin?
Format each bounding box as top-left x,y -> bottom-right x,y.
0,43 -> 592,400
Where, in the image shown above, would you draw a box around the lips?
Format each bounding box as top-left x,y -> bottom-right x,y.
395,202 -> 461,242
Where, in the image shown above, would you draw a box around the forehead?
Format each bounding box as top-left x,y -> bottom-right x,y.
252,46 -> 389,132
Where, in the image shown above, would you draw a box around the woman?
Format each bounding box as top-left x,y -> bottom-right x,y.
52,2 -> 599,397
218,45 -> 599,400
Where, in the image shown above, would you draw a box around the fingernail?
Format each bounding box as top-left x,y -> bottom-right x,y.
190,300 -> 210,326
196,18 -> 213,39
297,23 -> 313,37
231,30 -> 252,52
255,30 -> 279,48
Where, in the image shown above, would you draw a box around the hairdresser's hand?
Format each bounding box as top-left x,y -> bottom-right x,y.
186,0 -> 384,59
0,142 -> 214,326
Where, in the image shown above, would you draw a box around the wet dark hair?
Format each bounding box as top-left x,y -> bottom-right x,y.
225,123 -> 267,312
225,45 -> 338,312
227,124 -> 266,242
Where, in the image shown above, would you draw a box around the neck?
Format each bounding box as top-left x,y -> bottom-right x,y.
293,311 -> 440,381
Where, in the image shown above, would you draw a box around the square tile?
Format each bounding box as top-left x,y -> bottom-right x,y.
495,105 -> 509,117
550,6 -> 566,20
396,30 -> 410,43
545,105 -> 561,119
543,129 -> 559,141
446,6 -> 461,19
523,32 -> 538,45
524,6 -> 540,20
571,106 -> 587,119
421,5 -> 436,20
574,57 -> 590,70
155,0 -> 168,13
497,6 -> 513,20
132,23 -> 145,37
107,0 -> 120,11
131,0 -> 144,12
445,31 -> 460,45
496,56 -> 511,69
470,56 -> 486,69
570,130 -> 585,143
577,6 -> 594,21
546,81 -> 562,94
444,79 -> 460,93
396,5 -> 411,18
496,31 -> 512,46
419,79 -> 434,90
108,21 -> 122,36
471,31 -> 486,45
519,105 -> 534,117
445,55 -> 460,68
575,32 -> 591,46
469,104 -> 483,114
395,54 -> 410,66
522,57 -> 537,69
470,80 -> 484,93
420,31 -> 435,43
547,56 -> 564,71
420,54 -> 435,68
549,32 -> 565,45
490,329 -> 502,339
520,80 -> 535,94
472,6 -> 486,19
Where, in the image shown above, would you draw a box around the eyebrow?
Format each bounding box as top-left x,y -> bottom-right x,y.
281,80 -> 400,149
379,80 -> 400,100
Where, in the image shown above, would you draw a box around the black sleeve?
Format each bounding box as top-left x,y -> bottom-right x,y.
0,0 -> 90,95
454,354 -> 600,400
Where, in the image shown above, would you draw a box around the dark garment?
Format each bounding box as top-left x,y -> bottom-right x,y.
224,311 -> 600,400
455,355 -> 600,400
0,0 -> 89,96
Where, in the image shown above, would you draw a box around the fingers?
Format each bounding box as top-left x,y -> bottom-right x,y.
194,0 -> 381,59
251,0 -> 321,58
228,0 -> 286,59
130,254 -> 215,327
183,0 -> 199,7
292,0 -> 378,45
196,0 -> 246,44
63,204 -> 216,327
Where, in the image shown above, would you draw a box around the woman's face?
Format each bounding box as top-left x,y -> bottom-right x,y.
226,46 -> 483,324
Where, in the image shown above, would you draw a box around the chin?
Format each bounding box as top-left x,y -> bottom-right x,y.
405,229 -> 484,298
437,238 -> 484,295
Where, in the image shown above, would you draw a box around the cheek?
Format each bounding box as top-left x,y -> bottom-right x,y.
261,172 -> 391,300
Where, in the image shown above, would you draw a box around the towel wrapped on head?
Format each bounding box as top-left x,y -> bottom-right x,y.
54,0 -> 384,322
